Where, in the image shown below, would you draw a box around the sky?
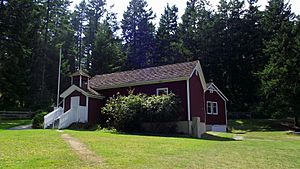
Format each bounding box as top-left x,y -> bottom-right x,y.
70,0 -> 300,26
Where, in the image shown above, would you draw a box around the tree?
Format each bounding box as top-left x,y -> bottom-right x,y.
178,0 -> 213,63
155,4 -> 184,66
71,0 -> 87,70
121,0 -> 156,69
85,0 -> 106,70
91,20 -> 124,75
257,0 -> 299,124
0,0 -> 38,110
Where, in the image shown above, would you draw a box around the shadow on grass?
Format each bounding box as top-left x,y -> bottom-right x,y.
67,123 -> 237,141
107,131 -> 237,141
201,133 -> 236,141
228,119 -> 295,132
67,123 -> 99,131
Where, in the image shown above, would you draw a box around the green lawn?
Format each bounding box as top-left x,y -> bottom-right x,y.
0,130 -> 87,168
66,130 -> 300,169
0,119 -> 300,169
0,119 -> 32,129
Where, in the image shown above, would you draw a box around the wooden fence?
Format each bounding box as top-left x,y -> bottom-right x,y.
0,111 -> 35,120
228,112 -> 252,119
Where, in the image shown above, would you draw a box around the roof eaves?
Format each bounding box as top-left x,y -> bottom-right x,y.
60,85 -> 104,99
207,83 -> 229,101
92,76 -> 189,90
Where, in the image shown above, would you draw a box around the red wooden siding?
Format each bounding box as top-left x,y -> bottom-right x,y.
88,98 -> 103,124
189,71 -> 205,122
96,80 -> 188,121
205,90 -> 226,125
64,91 -> 86,112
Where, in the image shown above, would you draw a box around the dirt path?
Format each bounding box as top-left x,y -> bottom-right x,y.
61,133 -> 104,167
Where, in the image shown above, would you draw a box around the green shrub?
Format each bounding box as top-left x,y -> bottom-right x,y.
32,112 -> 48,129
102,93 -> 146,132
101,92 -> 181,132
143,93 -> 181,122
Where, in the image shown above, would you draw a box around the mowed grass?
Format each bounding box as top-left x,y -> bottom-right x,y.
0,119 -> 300,169
66,129 -> 300,169
0,130 -> 87,168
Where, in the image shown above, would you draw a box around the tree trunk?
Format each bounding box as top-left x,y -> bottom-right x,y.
295,113 -> 300,128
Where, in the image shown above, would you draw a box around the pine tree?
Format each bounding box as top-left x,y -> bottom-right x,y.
71,0 -> 87,70
91,20 -> 124,75
257,0 -> 299,123
179,0 -> 213,63
121,0 -> 156,69
0,0 -> 41,109
85,0 -> 106,70
155,4 -> 183,66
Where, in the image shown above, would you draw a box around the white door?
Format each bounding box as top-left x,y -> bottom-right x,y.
71,96 -> 80,110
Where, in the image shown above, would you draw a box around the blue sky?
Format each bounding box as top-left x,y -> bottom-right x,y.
70,0 -> 300,25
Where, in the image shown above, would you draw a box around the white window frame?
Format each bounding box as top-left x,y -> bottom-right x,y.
156,88 -> 168,95
207,101 -> 218,115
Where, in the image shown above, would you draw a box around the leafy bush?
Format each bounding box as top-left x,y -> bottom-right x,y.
32,112 -> 48,129
144,93 -> 181,123
101,93 -> 146,132
101,92 -> 181,132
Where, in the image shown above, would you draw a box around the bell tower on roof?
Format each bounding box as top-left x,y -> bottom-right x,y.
70,70 -> 91,89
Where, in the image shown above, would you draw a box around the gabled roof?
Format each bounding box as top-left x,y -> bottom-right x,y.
90,60 -> 207,90
60,85 -> 103,99
207,83 -> 228,101
70,70 -> 91,78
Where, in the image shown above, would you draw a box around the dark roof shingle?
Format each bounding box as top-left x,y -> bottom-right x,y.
90,61 -> 199,90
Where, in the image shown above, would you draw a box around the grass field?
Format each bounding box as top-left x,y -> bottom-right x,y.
0,119 -> 300,169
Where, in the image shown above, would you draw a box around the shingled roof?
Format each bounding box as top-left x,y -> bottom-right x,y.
90,60 -> 201,90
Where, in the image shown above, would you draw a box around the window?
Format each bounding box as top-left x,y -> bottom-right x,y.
207,101 -> 218,115
156,88 -> 168,95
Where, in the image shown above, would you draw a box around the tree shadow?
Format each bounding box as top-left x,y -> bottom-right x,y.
108,131 -> 237,141
201,133 -> 236,141
228,119 -> 295,132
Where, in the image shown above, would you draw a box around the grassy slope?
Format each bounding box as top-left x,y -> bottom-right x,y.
0,119 -> 32,129
66,128 -> 300,169
0,119 -> 299,169
0,130 -> 88,169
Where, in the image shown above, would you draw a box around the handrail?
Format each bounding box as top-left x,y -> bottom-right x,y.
58,109 -> 75,129
44,107 -> 63,129
58,106 -> 88,129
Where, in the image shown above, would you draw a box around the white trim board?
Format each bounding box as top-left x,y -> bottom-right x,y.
156,88 -> 169,95
189,61 -> 207,91
186,80 -> 191,121
207,101 -> 218,115
206,83 -> 228,101
60,85 -> 104,99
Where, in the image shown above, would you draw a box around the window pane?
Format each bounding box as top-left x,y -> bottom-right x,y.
157,88 -> 168,95
212,103 -> 217,114
207,102 -> 212,114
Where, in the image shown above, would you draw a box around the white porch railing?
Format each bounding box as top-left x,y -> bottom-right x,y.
44,107 -> 63,129
58,106 -> 88,129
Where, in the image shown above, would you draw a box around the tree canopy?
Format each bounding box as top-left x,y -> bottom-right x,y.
0,0 -> 299,125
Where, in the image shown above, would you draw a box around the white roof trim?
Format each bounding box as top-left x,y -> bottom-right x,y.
188,61 -> 207,90
207,83 -> 228,101
60,85 -> 104,99
92,77 -> 188,90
